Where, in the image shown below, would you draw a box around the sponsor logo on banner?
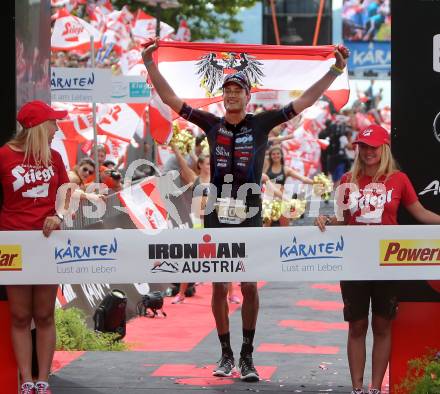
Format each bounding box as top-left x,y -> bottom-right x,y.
279,236 -> 345,273
345,41 -> 391,76
54,238 -> 119,275
419,180 -> 440,196
0,245 -> 22,271
380,240 -> 440,266
149,234 -> 246,274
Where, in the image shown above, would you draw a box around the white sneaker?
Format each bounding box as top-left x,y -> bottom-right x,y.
20,382 -> 35,394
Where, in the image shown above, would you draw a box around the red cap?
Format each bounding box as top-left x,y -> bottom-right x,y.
354,124 -> 390,147
17,100 -> 68,129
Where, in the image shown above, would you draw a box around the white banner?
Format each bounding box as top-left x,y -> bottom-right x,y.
51,68 -> 151,103
51,68 -> 112,103
1,226 -> 440,284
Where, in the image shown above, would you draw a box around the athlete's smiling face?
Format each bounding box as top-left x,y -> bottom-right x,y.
223,83 -> 250,113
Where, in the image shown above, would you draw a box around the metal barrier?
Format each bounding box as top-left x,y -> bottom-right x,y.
61,193 -> 131,230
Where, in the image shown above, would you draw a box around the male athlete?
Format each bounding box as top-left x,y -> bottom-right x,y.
142,39 -> 349,382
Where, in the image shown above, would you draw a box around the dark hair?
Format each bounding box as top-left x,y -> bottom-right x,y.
103,160 -> 116,168
268,146 -> 284,168
195,135 -> 206,146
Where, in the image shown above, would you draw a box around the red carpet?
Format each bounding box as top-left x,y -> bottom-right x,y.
151,363 -> 277,386
52,351 -> 85,373
296,299 -> 344,311
151,363 -> 276,379
257,343 -> 340,354
310,283 -> 341,293
124,282 -> 266,352
279,319 -> 348,333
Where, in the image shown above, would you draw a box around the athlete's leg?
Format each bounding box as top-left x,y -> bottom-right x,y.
212,282 -> 235,377
238,282 -> 260,382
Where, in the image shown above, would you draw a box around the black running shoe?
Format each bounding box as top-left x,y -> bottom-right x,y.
212,353 -> 235,377
238,353 -> 260,382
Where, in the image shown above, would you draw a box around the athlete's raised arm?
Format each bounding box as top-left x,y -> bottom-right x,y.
142,37 -> 184,114
292,44 -> 349,115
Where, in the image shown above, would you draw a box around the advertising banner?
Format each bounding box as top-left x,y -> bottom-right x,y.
1,226 -> 440,285
342,0 -> 391,77
345,41 -> 390,78
51,68 -> 151,103
51,67 -> 111,103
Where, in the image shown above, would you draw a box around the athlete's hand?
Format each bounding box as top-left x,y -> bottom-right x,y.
42,216 -> 62,238
334,44 -> 349,70
141,37 -> 159,64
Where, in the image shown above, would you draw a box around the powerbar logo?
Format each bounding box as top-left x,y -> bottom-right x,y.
380,240 -> 440,266
0,245 -> 22,271
149,234 -> 246,274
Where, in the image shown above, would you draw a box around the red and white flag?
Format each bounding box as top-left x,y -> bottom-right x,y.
118,48 -> 145,76
148,90 -> 173,144
88,6 -> 106,32
281,101 -> 332,176
153,41 -> 350,111
103,136 -> 129,165
98,103 -> 147,143
174,18 -> 191,42
103,10 -> 132,53
51,8 -> 101,52
54,102 -> 94,143
156,145 -> 174,170
51,0 -> 77,10
132,9 -> 174,43
118,177 -> 169,230
97,0 -> 113,14
51,136 -> 79,171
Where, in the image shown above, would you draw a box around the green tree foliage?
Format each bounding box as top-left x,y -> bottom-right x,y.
112,0 -> 259,41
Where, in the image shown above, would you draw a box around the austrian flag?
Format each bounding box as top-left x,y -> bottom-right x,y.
152,41 -> 350,111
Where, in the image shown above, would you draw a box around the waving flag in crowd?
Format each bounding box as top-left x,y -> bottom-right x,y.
148,90 -> 173,144
51,8 -> 102,52
98,103 -> 147,143
88,6 -> 106,32
132,9 -> 175,43
118,48 -> 146,77
51,0 -> 78,11
102,7 -> 134,54
174,18 -> 191,42
119,177 -> 169,230
281,101 -> 332,177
